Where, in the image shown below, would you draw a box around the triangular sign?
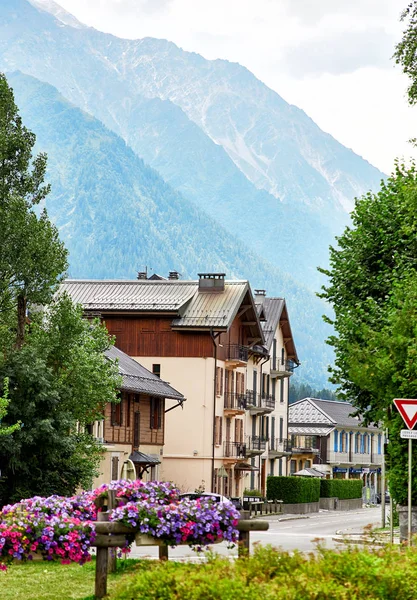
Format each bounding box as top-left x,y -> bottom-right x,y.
393,399 -> 417,430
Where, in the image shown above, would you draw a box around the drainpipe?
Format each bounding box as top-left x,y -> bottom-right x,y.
210,330 -> 221,492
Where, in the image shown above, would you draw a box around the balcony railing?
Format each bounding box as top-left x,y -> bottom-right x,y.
270,358 -> 296,378
246,390 -> 275,414
245,435 -> 268,455
291,436 -> 319,454
224,392 -> 247,412
269,438 -> 291,456
225,344 -> 249,364
223,441 -> 247,459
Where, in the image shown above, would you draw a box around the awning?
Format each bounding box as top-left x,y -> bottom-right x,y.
234,462 -> 259,472
129,451 -> 161,465
288,426 -> 334,436
293,468 -> 325,478
129,451 -> 161,479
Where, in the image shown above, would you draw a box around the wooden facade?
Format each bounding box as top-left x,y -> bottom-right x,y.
103,315 -> 251,360
103,391 -> 164,448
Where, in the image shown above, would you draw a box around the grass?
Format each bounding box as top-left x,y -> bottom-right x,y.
0,557 -> 139,600
4,544 -> 417,599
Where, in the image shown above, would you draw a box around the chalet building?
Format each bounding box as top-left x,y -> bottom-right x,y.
288,398 -> 383,490
91,345 -> 184,487
62,274 -> 299,496
242,291 -> 299,494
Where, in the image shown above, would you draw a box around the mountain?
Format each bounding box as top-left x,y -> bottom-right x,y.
8,71 -> 333,386
0,0 -> 384,291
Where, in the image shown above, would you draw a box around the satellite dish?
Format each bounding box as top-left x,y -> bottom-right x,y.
120,458 -> 136,480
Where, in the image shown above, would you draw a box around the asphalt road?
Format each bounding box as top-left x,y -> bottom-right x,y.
128,506 -> 381,561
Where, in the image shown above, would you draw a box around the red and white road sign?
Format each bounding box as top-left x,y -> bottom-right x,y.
394,399 -> 417,430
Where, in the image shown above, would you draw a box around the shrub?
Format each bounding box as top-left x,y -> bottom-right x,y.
112,544 -> 417,600
266,476 -> 320,503
320,479 -> 363,500
243,489 -> 263,497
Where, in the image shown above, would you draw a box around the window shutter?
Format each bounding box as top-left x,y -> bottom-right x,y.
120,396 -> 123,426
150,399 -> 155,429
111,403 -> 116,426
157,399 -> 162,429
219,417 -> 223,444
334,430 -> 339,452
235,419 -> 238,442
111,456 -> 119,481
221,368 -> 224,395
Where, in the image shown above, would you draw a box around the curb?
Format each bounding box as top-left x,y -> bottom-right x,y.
278,515 -> 310,522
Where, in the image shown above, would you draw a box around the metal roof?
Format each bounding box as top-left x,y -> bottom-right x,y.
172,281 -> 249,329
289,398 -> 380,430
261,298 -> 299,362
60,279 -> 197,312
288,425 -> 335,436
105,346 -> 184,401
261,298 -> 284,350
62,278 -> 264,340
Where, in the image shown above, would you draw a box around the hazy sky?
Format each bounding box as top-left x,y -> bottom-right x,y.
48,0 -> 417,173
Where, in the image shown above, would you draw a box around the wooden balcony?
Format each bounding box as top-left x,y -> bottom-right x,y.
245,435 -> 267,457
270,358 -> 295,379
268,438 -> 292,458
223,441 -> 247,460
225,344 -> 249,368
246,390 -> 275,415
224,392 -> 247,415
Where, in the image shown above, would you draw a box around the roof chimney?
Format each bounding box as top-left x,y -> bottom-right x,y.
255,289 -> 266,303
168,271 -> 180,280
137,271 -> 148,280
198,273 -> 226,292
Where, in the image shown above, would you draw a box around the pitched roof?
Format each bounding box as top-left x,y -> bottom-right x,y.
105,346 -> 184,401
61,278 -> 264,341
61,279 -> 196,312
260,297 -> 299,362
289,398 -> 379,430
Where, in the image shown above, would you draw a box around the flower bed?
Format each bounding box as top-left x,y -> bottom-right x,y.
0,480 -> 240,570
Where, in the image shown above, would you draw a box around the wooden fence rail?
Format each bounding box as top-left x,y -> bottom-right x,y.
91,492 -> 269,599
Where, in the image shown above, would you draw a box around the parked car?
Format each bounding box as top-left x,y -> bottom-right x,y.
376,491 -> 391,504
179,492 -> 242,510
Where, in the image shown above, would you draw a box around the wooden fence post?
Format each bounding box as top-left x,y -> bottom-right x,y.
107,490 -> 117,574
95,546 -> 109,599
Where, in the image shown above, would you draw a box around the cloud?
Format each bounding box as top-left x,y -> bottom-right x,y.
111,0 -> 173,16
282,28 -> 397,77
279,0 -> 401,26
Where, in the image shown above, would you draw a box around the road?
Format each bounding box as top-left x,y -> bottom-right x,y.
128,507 -> 381,561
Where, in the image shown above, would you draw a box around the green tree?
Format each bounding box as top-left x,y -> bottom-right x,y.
394,1 -> 417,105
0,73 -> 121,504
0,378 -> 20,437
0,295 -> 121,504
319,162 -> 417,503
0,73 -> 67,348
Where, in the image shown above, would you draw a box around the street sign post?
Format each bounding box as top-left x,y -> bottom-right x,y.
394,399 -> 417,545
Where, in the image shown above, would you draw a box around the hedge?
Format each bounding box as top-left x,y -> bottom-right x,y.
320,479 -> 363,500
266,476 -> 320,503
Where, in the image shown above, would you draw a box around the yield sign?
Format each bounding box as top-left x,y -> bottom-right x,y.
394,399 -> 417,430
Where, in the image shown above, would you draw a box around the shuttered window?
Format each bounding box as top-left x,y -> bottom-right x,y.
111,396 -> 123,426
215,416 -> 223,445
150,398 -> 162,429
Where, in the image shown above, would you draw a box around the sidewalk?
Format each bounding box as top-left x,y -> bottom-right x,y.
333,527 -> 400,546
